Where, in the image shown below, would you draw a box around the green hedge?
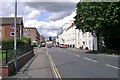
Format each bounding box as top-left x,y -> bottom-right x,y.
2,37 -> 31,50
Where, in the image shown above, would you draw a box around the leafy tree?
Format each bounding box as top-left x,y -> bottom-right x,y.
101,2 -> 120,50
74,2 -> 120,51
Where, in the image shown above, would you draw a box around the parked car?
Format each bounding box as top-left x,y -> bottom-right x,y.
52,45 -> 54,47
56,45 -> 60,47
60,44 -> 67,48
40,44 -> 46,47
47,44 -> 52,48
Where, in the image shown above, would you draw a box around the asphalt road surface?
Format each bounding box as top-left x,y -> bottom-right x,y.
47,47 -> 119,79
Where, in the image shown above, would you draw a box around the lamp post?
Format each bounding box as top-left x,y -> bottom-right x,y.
14,0 -> 17,73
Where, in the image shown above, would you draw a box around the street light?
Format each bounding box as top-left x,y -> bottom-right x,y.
14,0 -> 17,73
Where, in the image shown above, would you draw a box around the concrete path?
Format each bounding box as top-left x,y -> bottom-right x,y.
7,47 -> 52,79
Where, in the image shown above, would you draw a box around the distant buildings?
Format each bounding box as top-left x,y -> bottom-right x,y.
40,35 -> 45,43
57,20 -> 97,50
23,27 -> 40,46
0,17 -> 24,40
0,17 -> 41,47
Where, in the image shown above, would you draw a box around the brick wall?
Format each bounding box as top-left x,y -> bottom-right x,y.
0,66 -> 8,78
0,50 -> 34,78
2,25 -> 21,40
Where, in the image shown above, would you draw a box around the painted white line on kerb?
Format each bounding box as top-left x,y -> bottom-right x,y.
106,64 -> 120,70
73,54 -> 80,57
83,57 -> 98,63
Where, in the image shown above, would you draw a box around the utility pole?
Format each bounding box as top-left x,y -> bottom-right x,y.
14,0 -> 17,73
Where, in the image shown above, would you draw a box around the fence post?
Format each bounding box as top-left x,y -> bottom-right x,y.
6,49 -> 8,64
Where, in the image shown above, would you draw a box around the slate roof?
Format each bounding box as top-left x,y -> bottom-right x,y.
0,17 -> 23,25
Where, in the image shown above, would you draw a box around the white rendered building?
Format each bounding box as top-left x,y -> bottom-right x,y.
58,20 -> 97,50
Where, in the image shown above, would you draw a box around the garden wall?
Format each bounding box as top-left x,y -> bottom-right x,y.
0,50 -> 34,78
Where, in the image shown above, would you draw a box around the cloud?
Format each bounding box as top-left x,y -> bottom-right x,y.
25,9 -> 41,20
24,2 -> 76,21
0,1 -> 77,39
25,2 -> 76,12
0,2 -> 14,17
24,12 -> 76,38
48,12 -> 72,21
1,0 -> 79,2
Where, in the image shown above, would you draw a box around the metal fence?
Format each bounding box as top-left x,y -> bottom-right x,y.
1,45 -> 33,65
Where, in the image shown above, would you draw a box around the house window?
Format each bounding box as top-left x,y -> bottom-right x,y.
29,33 -> 31,35
24,29 -> 27,31
11,25 -> 14,28
23,33 -> 27,36
29,29 -> 31,31
10,32 -> 14,36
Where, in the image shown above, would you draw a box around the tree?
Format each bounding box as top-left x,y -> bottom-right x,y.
74,2 -> 120,51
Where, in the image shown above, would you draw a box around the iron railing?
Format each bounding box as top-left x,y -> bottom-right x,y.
1,45 -> 33,65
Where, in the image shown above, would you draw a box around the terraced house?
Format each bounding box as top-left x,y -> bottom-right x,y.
0,17 -> 24,40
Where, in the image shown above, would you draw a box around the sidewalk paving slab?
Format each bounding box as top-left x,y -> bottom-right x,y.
5,47 -> 52,79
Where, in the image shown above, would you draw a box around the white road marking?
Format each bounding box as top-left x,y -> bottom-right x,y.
73,54 -> 80,57
83,57 -> 98,63
106,64 -> 120,70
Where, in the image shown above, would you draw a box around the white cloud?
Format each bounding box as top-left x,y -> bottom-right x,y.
25,9 -> 41,20
0,1 -> 77,39
48,12 -> 71,21
1,0 -> 79,2
0,2 -> 14,17
24,11 -> 76,37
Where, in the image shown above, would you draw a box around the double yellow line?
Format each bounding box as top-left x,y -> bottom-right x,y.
49,55 -> 62,80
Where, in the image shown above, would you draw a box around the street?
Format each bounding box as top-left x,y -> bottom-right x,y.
1,1 -> 120,80
47,47 -> 119,79
7,47 -> 119,80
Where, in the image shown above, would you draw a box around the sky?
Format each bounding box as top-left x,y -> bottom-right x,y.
0,0 -> 80,40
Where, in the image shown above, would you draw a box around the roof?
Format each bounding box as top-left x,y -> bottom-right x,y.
24,27 -> 36,29
0,17 -> 23,25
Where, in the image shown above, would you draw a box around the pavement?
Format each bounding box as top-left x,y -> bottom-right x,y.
6,47 -> 52,79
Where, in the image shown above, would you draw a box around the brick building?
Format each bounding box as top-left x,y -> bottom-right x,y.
40,35 -> 45,43
0,17 -> 24,40
23,27 -> 40,46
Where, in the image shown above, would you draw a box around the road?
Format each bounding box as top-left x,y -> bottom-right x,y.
47,47 -> 119,79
